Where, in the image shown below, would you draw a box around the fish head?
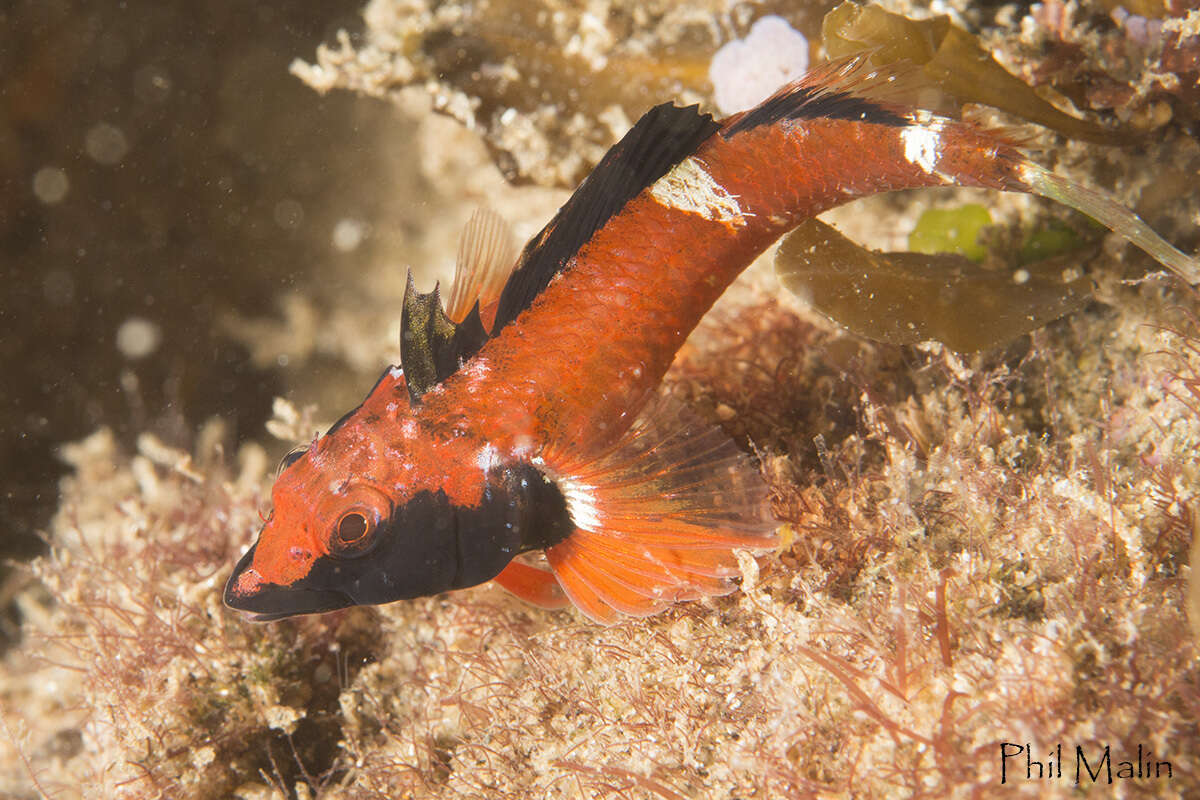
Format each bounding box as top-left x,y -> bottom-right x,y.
223,448 -> 401,621
224,369 -> 571,621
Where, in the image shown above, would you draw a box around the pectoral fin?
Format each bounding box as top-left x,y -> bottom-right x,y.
491,559 -> 569,610
539,395 -> 777,624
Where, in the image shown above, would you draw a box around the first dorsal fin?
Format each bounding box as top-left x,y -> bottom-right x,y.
400,272 -> 489,402
490,102 -> 722,335
396,103 -> 721,398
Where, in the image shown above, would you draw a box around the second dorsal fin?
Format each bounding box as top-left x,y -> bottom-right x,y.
721,54 -> 909,138
445,207 -> 519,327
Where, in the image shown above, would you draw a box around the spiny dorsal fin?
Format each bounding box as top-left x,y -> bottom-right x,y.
722,54 -> 910,138
490,102 -> 722,335
400,271 -> 489,402
445,206 -> 518,325
539,394 -> 777,624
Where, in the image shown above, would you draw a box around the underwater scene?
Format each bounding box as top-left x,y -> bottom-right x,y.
3,0 -> 1200,797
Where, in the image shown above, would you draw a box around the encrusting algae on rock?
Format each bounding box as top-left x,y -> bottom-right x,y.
7,277 -> 1200,798
5,1 -> 1200,798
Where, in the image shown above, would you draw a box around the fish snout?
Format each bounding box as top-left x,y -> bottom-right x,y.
223,543 -> 354,621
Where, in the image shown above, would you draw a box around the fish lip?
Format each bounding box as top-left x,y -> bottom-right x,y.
224,544 -> 354,621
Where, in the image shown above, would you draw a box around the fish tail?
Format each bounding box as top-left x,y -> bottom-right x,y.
710,57 -> 1197,283
878,111 -> 1199,282
1015,161 -> 1200,283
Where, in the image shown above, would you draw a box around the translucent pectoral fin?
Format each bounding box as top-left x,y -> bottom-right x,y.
540,396 -> 777,625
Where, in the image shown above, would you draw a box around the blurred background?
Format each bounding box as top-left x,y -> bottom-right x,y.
0,0 -> 410,647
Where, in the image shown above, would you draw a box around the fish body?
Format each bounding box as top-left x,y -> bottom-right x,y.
226,59 -> 1197,623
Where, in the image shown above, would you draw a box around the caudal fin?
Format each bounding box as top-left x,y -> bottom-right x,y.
1016,162 -> 1200,284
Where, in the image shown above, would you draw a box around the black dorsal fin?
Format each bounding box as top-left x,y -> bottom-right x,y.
722,55 -> 908,138
400,272 -> 489,402
399,103 -> 719,396
490,102 -> 721,335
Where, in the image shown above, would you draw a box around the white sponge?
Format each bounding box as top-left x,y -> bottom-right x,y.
709,16 -> 810,115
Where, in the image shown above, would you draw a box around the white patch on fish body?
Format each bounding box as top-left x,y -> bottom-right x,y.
558,476 -> 603,532
649,156 -> 748,227
535,455 -> 602,532
476,443 -> 500,473
461,358 -> 490,380
512,435 -> 536,459
900,121 -> 946,177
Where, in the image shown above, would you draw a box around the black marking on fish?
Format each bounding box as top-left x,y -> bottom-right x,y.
490,102 -> 721,335
224,463 -> 574,619
722,86 -> 907,139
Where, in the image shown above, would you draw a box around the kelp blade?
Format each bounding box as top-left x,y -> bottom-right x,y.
821,1 -> 1117,144
775,218 -> 1091,352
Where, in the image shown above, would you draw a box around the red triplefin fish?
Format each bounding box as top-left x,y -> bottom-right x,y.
225,59 -> 1197,623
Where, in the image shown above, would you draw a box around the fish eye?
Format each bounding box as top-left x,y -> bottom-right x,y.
325,485 -> 392,557
336,511 -> 370,545
330,508 -> 379,557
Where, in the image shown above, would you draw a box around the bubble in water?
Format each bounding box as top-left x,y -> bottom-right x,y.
85,123 -> 130,165
116,317 -> 162,360
33,167 -> 69,204
133,64 -> 173,104
332,217 -> 367,252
